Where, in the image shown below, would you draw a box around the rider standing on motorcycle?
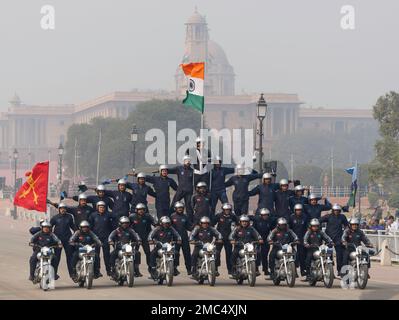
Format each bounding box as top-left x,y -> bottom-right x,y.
229,215 -> 263,277
148,216 -> 182,278
129,203 -> 157,276
303,218 -> 333,281
108,216 -> 141,277
268,217 -> 299,278
289,204 -> 309,277
74,184 -> 114,212
103,179 -> 132,228
125,173 -> 157,212
28,222 -> 62,282
190,216 -> 223,277
342,217 -> 373,269
69,221 -> 102,281
50,203 -> 77,280
213,203 -> 238,275
288,185 -> 308,213
320,204 -> 349,276
251,208 -> 275,276
191,182 -> 212,225
274,179 -> 294,220
304,194 -> 331,220
170,201 -> 193,276
88,201 -> 114,276
248,173 -> 278,215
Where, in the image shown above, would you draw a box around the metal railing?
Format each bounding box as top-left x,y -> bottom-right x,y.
363,229 -> 399,263
308,186 -> 369,198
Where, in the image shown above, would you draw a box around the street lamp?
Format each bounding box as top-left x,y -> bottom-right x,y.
130,124 -> 138,169
13,148 -> 18,220
256,93 -> 268,173
58,143 -> 64,187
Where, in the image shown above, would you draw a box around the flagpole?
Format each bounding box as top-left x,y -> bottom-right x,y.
96,129 -> 102,186
46,160 -> 50,222
357,162 -> 361,217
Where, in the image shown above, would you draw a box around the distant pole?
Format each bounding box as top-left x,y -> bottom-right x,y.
290,153 -> 294,181
96,129 -> 102,185
330,147 -> 334,194
357,163 -> 361,215
73,138 -> 77,185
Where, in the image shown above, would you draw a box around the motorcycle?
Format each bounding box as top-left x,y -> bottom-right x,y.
232,241 -> 258,287
31,244 -> 56,291
191,240 -> 217,286
151,241 -> 176,286
271,242 -> 297,287
111,242 -> 136,287
76,244 -> 96,289
308,244 -> 335,288
345,243 -> 375,289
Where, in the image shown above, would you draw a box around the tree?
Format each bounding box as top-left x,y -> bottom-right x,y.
370,91 -> 399,192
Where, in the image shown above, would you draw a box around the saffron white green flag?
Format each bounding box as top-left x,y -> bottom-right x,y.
181,62 -> 204,113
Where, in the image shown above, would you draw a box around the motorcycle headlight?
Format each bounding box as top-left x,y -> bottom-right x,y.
79,252 -> 84,259
245,243 -> 254,253
313,250 -> 321,259
199,249 -> 205,257
207,244 -> 214,252
118,250 -> 123,258
239,249 -> 245,257
276,250 -> 284,259
166,243 -> 173,252
349,252 -> 357,260
123,244 -> 133,253
36,252 -> 42,259
158,249 -> 163,257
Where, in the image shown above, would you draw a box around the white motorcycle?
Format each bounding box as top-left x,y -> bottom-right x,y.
271,242 -> 297,287
232,241 -> 258,287
111,242 -> 136,287
345,244 -> 375,289
308,244 -> 335,288
191,240 -> 218,286
31,244 -> 56,291
152,241 -> 176,286
76,244 -> 96,289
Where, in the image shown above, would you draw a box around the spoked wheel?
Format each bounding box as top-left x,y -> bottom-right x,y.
208,261 -> 216,287
286,262 -> 296,287
40,266 -> 50,291
357,265 -> 368,289
85,264 -> 94,289
126,262 -> 135,288
323,263 -> 334,288
247,261 -> 256,287
165,260 -> 174,287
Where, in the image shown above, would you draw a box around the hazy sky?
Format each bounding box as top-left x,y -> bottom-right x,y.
0,0 -> 398,110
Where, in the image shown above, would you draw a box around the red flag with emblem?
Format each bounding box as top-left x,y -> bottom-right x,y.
13,161 -> 49,212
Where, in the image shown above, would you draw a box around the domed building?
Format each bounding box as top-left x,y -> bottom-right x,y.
175,9 -> 235,96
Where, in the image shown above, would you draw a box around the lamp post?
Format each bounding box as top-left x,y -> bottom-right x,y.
58,143 -> 64,187
130,124 -> 138,169
256,93 -> 268,174
13,149 -> 18,220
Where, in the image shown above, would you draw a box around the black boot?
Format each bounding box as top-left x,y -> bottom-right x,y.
134,265 -> 143,277
174,267 -> 180,276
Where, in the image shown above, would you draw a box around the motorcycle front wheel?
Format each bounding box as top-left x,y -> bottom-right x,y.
323,263 -> 334,288
247,261 -> 256,287
165,260 -> 174,287
208,260 -> 216,287
85,263 -> 94,289
40,266 -> 49,291
357,264 -> 368,289
126,261 -> 134,288
286,262 -> 296,288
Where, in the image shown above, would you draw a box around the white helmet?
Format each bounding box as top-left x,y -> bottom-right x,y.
294,185 -> 304,192
222,203 -> 232,210
196,137 -> 204,143
96,201 -> 106,208
200,216 -> 211,224
239,215 -> 250,223
174,201 -> 184,209
159,164 -> 168,171
332,204 -> 342,211
135,203 -> 146,210
119,216 -> 130,225
137,172 -> 146,179
277,217 -> 288,225
196,182 -> 207,188
294,204 -> 303,211
118,178 -> 127,185
279,179 -> 289,185
160,216 -> 171,225
183,155 -> 191,163
214,156 -> 222,164
78,193 -> 87,200
260,208 -> 270,215
41,221 -> 51,228
96,184 -> 105,191
58,202 -> 67,209
308,193 -> 318,200
310,218 -> 320,226
263,173 -> 272,179
349,217 -> 360,225
79,220 -> 90,229
235,164 -> 244,175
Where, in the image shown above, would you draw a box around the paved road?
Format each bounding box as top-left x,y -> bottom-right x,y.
0,215 -> 398,300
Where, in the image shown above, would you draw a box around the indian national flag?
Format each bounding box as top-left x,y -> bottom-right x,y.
181,62 -> 204,113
